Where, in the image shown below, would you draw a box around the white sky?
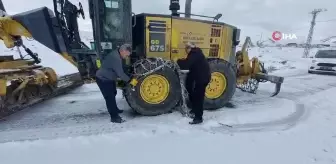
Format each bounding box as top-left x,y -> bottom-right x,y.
2,0 -> 336,43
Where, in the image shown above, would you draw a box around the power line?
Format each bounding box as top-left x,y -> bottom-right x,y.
321,36 -> 336,42
287,18 -> 336,31
279,17 -> 336,32
289,19 -> 336,32
316,18 -> 336,22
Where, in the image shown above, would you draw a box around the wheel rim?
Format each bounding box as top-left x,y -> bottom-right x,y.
140,74 -> 170,104
205,72 -> 227,99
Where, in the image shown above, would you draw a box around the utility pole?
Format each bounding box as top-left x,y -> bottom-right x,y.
302,8 -> 327,58
185,0 -> 192,18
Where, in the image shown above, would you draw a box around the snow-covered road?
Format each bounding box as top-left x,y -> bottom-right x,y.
0,69 -> 335,142
0,71 -> 335,164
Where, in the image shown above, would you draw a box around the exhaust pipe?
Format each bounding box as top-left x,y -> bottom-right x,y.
185,0 -> 192,18
169,0 -> 180,17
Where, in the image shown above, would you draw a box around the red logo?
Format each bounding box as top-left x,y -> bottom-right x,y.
272,31 -> 282,41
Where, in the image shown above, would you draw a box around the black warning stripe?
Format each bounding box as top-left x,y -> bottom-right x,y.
148,20 -> 167,32
149,23 -> 166,27
149,20 -> 166,23
148,27 -> 166,32
211,24 -> 221,28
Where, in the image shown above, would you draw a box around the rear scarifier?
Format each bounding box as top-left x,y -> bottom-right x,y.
204,59 -> 236,110
0,66 -> 55,118
0,73 -> 83,119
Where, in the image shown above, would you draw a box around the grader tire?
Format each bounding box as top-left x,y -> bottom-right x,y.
204,59 -> 236,110
124,67 -> 181,116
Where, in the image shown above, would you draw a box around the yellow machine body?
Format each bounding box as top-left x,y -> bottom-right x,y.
0,17 -> 32,48
0,16 -> 76,118
140,15 -> 237,63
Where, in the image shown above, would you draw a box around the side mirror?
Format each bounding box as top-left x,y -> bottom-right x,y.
214,13 -> 222,20
212,13 -> 222,22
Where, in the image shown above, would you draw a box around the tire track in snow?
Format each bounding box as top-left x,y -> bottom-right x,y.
205,103 -> 306,133
0,99 -> 301,143
0,96 -> 304,143
203,73 -> 336,134
0,120 -> 149,143
0,103 -> 305,143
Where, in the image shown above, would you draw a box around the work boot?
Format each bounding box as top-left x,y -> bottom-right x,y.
110,115 -> 125,123
189,117 -> 203,125
117,109 -> 123,113
188,110 -> 195,118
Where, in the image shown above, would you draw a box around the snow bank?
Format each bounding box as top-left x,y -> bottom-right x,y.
247,47 -> 317,77
0,29 -> 95,77
0,39 -> 78,77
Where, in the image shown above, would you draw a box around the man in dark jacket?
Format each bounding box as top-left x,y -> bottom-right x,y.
177,42 -> 211,124
95,44 -> 137,123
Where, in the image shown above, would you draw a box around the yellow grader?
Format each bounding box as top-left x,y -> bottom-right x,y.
0,0 -> 284,118
0,3 -> 83,118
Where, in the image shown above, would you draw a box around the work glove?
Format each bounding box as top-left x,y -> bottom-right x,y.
128,77 -> 138,87
117,80 -> 127,88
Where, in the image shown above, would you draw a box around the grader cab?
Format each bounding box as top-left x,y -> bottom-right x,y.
0,0 -> 284,118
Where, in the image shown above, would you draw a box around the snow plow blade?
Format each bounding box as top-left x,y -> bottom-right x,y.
255,73 -> 284,97
0,73 -> 83,119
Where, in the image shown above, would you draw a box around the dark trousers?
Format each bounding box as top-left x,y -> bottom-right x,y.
96,78 -> 119,117
186,74 -> 195,103
185,74 -> 210,119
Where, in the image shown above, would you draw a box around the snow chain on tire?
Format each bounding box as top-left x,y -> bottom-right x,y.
124,58 -> 191,117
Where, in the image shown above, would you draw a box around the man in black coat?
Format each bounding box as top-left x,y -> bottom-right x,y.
177,42 -> 211,124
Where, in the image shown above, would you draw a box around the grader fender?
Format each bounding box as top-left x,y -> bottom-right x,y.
255,73 -> 284,97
